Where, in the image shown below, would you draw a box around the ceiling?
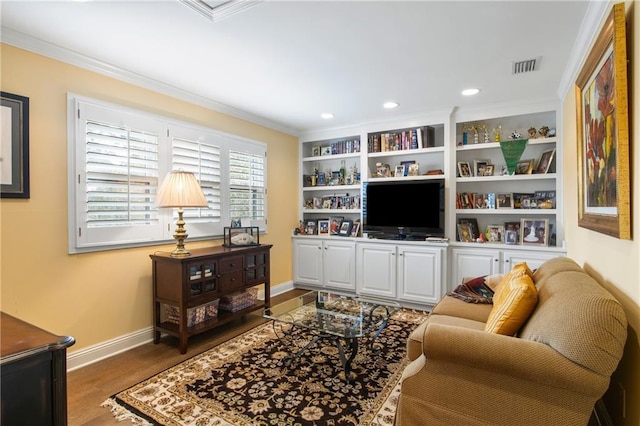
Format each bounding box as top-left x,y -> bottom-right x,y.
1,1 -> 600,136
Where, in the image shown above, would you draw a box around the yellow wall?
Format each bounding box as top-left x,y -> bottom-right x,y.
0,44 -> 299,350
561,2 -> 639,424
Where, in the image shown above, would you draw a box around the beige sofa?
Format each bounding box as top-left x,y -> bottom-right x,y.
394,257 -> 627,426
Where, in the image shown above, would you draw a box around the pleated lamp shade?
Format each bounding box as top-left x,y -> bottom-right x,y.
156,171 -> 208,208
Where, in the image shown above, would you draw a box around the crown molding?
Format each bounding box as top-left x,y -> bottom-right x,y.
1,26 -> 300,137
557,1 -> 610,100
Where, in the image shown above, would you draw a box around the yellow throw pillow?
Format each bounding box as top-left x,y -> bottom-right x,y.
485,263 -> 538,335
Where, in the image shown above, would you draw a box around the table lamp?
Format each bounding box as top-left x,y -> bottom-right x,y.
156,171 -> 208,257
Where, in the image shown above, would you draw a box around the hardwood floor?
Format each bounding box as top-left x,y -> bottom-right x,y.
67,288 -> 308,425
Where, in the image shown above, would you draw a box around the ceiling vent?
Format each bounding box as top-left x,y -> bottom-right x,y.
512,57 -> 540,74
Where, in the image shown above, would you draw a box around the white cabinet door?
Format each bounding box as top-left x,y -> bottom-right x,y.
357,243 -> 396,298
502,250 -> 564,272
292,239 -> 323,286
398,245 -> 444,305
450,248 -> 500,287
322,239 -> 356,291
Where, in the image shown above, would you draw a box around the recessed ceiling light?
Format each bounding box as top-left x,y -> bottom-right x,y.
321,113 -> 334,119
383,102 -> 399,109
462,88 -> 480,96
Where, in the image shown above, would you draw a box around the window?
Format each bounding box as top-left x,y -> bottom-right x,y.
68,94 -> 267,253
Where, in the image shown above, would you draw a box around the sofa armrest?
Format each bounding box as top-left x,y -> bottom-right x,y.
422,322 -> 603,395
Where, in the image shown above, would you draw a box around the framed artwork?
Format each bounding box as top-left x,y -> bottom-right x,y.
1,91 -> 30,198
318,219 -> 330,235
515,159 -> 534,175
535,148 -> 556,174
575,3 -> 630,239
520,219 -> 548,246
457,223 -> 474,242
329,216 -> 343,235
394,165 -> 405,177
458,218 -> 479,240
338,220 -> 353,236
496,193 -> 513,209
457,161 -> 471,177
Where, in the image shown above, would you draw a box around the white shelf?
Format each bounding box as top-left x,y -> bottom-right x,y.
302,209 -> 362,214
456,173 -> 556,183
368,146 -> 445,158
456,137 -> 557,152
302,184 -> 361,192
455,209 -> 556,215
367,174 -> 445,183
302,152 -> 361,162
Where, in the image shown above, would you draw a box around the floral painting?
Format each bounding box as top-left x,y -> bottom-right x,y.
575,3 -> 630,239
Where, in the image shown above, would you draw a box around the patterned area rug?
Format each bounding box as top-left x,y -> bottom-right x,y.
102,309 -> 428,425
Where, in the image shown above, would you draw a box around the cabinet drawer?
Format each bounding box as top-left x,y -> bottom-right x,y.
220,270 -> 243,292
219,256 -> 244,273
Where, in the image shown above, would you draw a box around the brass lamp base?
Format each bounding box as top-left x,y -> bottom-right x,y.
170,208 -> 191,257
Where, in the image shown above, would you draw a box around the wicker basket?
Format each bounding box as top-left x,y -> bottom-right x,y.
219,288 -> 258,312
164,299 -> 219,327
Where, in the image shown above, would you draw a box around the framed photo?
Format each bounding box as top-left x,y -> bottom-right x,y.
350,221 -> 361,237
484,193 -> 496,209
321,146 -> 331,156
305,220 -> 317,235
496,193 -> 513,209
473,193 -> 484,209
515,159 -> 534,175
457,161 -> 471,177
318,219 -> 330,235
473,159 -> 489,177
504,230 -> 518,245
329,216 -> 343,235
394,165 -> 405,177
311,146 -> 321,157
486,225 -> 504,243
482,164 -> 494,176
504,221 -> 521,243
1,91 -> 30,198
458,218 -> 479,240
520,219 -> 548,246
407,163 -> 420,176
457,223 -> 474,242
317,171 -> 326,186
575,3 -> 630,239
535,148 -> 556,174
338,220 -> 353,236
513,192 -> 535,209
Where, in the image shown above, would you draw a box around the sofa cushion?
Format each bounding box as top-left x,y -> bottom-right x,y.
484,263 -> 538,335
407,313 -> 486,361
431,294 -> 494,322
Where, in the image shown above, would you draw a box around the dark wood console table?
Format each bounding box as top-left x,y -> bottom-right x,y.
0,312 -> 75,426
151,244 -> 272,353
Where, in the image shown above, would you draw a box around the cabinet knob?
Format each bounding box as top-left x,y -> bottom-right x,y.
494,258 -> 499,262
505,259 -> 510,263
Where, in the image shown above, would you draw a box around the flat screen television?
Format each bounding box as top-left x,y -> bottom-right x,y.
363,179 -> 445,239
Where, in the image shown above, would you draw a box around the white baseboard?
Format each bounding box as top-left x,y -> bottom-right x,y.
67,280 -> 294,371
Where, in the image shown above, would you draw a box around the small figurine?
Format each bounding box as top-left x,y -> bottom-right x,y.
510,131 -> 522,139
528,127 -> 537,138
548,128 -> 556,137
538,126 -> 549,137
492,125 -> 502,142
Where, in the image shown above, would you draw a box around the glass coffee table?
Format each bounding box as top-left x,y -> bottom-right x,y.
263,290 -> 400,382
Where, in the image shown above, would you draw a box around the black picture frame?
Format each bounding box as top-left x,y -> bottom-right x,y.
1,92 -> 30,198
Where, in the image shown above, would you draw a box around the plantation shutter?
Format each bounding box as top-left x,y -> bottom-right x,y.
229,148 -> 266,227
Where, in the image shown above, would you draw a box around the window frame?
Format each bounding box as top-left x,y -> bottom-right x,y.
67,93 -> 267,254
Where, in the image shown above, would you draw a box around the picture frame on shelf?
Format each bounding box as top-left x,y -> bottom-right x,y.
575,3 -> 630,239
457,161 -> 471,177
350,221 -> 361,237
473,159 -> 489,177
394,165 -> 405,177
504,230 -> 518,245
504,221 -> 521,243
457,223 -> 475,242
473,193 -> 484,209
329,216 -> 343,235
312,146 -> 321,157
486,225 -> 504,243
338,220 -> 353,236
407,163 -> 420,176
534,190 -> 556,209
318,219 -> 330,235
483,164 -> 494,176
400,160 -> 415,176
305,220 -> 317,235
520,219 -> 548,246
515,159 -> 534,175
496,193 -> 514,209
457,218 -> 479,240
484,193 -> 496,209
321,146 -> 331,156
316,171 -> 326,186
513,192 -> 535,209
535,148 -> 556,174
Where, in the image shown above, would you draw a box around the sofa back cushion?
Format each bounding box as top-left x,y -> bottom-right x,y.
520,257 -> 627,377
